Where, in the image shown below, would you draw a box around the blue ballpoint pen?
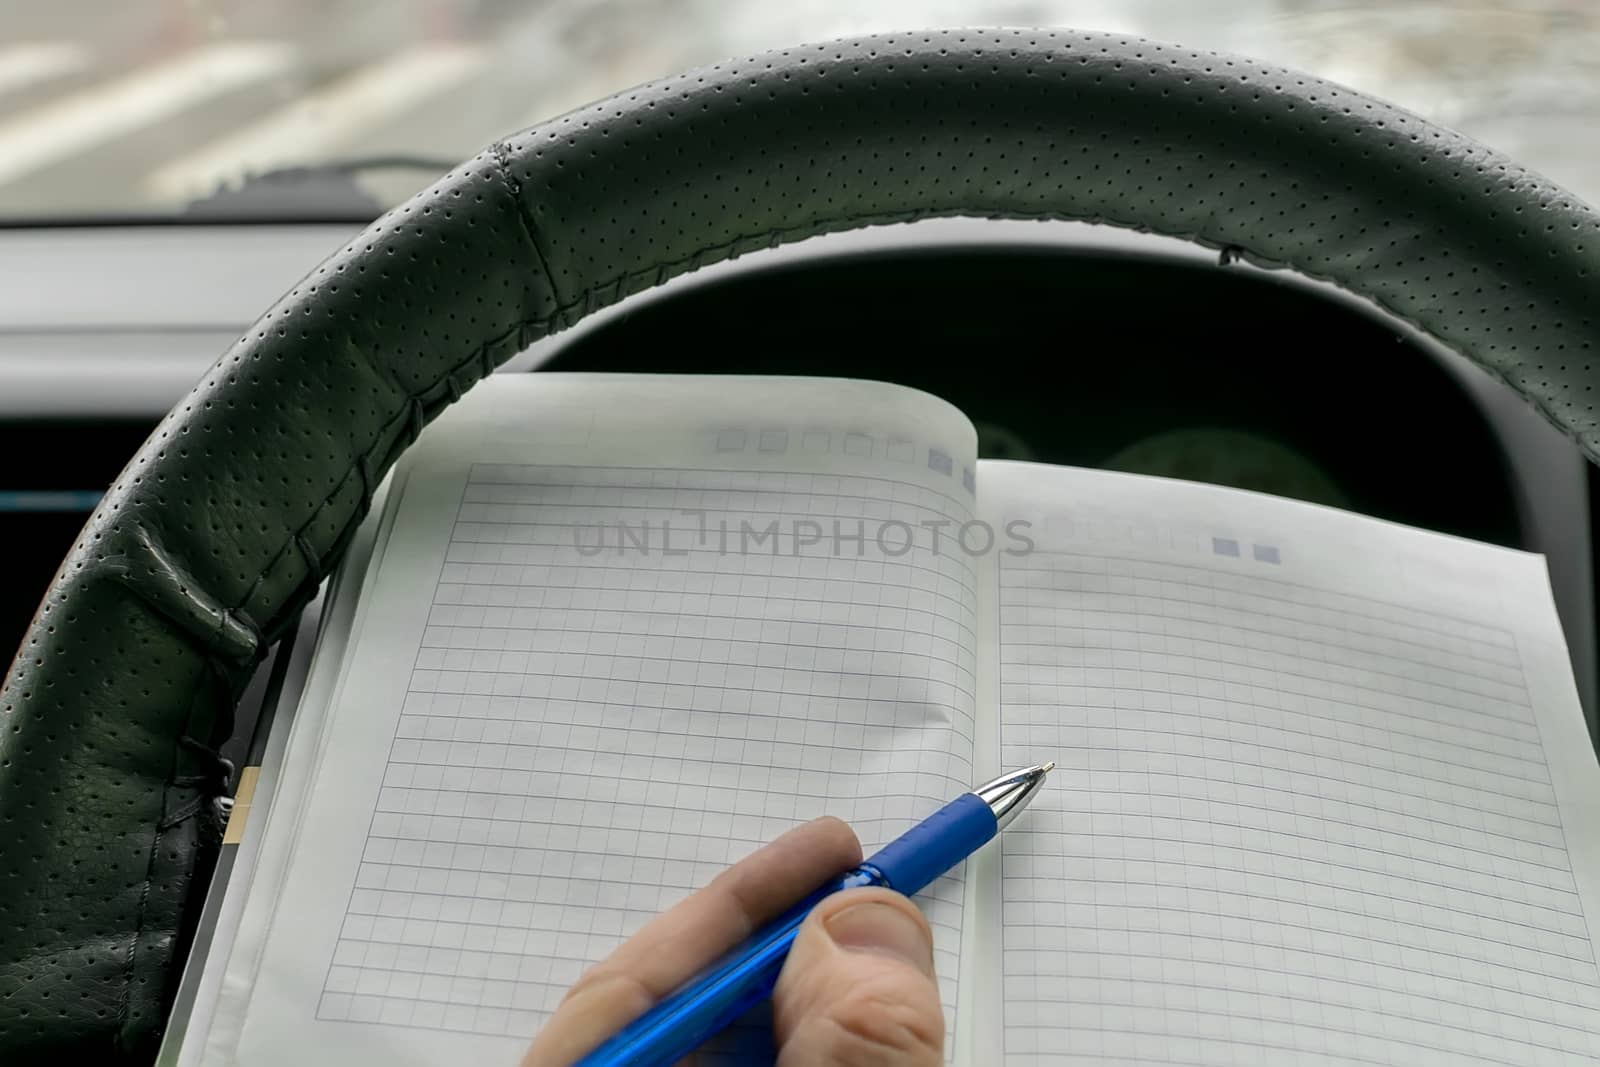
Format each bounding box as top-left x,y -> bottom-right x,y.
573,761 -> 1055,1067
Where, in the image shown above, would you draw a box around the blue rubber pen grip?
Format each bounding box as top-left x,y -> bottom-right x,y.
863,792 -> 997,896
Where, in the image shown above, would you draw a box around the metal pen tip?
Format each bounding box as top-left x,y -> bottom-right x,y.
973,761 -> 1054,831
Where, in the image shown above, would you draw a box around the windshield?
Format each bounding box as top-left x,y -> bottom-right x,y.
3,0 -> 1597,221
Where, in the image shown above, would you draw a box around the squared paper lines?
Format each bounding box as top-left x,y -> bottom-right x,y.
315,464 -> 979,1045
997,550 -> 1600,1065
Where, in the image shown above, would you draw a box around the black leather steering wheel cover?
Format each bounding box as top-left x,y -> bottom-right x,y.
3,28 -> 1598,1058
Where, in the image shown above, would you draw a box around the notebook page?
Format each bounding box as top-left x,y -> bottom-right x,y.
231,375 -> 981,1066
979,461 -> 1600,1066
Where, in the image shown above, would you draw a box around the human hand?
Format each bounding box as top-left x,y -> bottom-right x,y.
522,816 -> 944,1066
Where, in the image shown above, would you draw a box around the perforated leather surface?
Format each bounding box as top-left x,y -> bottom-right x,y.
3,28 -> 1598,1060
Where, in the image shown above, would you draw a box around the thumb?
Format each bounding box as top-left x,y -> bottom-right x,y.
771,887 -> 944,1067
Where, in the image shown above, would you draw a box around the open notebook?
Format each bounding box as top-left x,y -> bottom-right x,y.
181,375 -> 1600,1066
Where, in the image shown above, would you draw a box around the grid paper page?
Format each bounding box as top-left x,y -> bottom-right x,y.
983,462 -> 1600,1066
315,462 -> 979,1052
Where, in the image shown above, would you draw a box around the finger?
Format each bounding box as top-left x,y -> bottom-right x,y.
771,887 -> 944,1067
522,816 -> 862,1066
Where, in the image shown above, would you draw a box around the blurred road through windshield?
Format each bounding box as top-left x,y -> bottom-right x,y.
2,0 -> 1598,219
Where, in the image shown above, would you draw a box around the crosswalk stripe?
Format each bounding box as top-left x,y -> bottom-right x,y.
0,42 -> 294,187
145,43 -> 485,203
0,42 -> 88,99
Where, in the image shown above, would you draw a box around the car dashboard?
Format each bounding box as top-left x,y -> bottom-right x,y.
2,217 -> 1594,745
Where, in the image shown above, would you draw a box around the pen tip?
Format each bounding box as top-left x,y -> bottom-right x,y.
1041,760 -> 1055,773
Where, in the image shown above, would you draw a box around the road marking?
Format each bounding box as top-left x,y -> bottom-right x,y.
146,44 -> 485,202
0,42 -> 88,98
0,42 -> 293,187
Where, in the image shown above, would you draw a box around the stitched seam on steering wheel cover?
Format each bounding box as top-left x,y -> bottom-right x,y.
503,34 -> 1597,447
2,28 -> 1598,1058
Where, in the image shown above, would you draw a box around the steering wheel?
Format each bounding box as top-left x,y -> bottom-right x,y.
3,27 -> 1598,1060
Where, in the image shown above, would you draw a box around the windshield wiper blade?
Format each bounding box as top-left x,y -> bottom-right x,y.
180,155 -> 458,221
